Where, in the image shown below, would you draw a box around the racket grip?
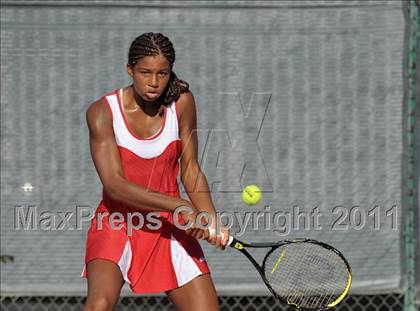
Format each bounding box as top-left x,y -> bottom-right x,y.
208,228 -> 234,246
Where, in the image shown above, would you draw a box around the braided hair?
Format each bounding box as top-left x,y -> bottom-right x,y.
128,32 -> 189,107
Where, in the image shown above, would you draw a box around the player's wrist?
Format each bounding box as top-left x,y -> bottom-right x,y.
173,200 -> 194,212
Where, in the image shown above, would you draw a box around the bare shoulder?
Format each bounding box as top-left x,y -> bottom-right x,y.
176,91 -> 197,123
86,98 -> 113,132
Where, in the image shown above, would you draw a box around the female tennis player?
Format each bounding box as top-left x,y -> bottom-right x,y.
82,32 -> 230,311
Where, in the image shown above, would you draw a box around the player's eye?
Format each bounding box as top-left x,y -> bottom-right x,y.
159,72 -> 168,76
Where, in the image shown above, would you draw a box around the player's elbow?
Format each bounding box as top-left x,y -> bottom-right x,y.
105,185 -> 120,201
103,178 -> 126,202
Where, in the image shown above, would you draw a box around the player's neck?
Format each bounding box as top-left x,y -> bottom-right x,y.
127,86 -> 162,117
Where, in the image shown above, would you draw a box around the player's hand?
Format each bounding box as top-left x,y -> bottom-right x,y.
207,226 -> 230,251
179,207 -> 208,240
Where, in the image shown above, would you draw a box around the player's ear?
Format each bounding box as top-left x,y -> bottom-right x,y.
126,63 -> 134,77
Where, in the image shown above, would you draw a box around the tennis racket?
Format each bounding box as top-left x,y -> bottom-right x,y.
209,229 -> 352,310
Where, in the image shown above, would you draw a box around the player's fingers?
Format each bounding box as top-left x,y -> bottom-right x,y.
190,228 -> 201,239
215,235 -> 223,250
186,227 -> 199,237
206,228 -> 215,242
208,228 -> 219,240
207,229 -> 216,241
195,227 -> 209,240
202,228 -> 210,240
210,228 -> 227,249
207,234 -> 218,245
221,232 -> 229,247
195,229 -> 205,240
218,237 -> 226,250
218,234 -> 227,250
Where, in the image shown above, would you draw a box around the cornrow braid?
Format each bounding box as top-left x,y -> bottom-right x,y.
128,32 -> 189,106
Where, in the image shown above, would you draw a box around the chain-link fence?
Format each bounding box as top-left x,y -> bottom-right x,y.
0,294 -> 410,311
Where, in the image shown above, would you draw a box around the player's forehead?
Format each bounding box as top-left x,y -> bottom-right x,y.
135,54 -> 171,71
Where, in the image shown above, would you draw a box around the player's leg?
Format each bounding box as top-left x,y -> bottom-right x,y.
84,259 -> 125,311
166,274 -> 219,311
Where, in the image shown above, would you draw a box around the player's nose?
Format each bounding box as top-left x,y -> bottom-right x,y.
148,75 -> 159,88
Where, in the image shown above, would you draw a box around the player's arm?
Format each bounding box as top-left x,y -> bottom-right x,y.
178,91 -> 229,248
86,98 -> 192,213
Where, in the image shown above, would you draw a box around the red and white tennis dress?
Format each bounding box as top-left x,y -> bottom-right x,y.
81,88 -> 209,293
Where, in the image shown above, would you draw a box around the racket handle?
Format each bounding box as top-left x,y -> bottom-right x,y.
208,228 -> 234,246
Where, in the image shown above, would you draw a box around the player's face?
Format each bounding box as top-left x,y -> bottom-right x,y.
127,54 -> 171,103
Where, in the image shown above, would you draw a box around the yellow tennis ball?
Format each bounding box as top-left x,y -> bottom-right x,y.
241,184 -> 262,205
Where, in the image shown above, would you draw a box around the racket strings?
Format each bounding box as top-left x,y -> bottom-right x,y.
271,248 -> 340,308
303,252 -> 344,308
303,250 -> 346,307
263,242 -> 350,309
267,243 -> 348,308
290,247 -> 347,308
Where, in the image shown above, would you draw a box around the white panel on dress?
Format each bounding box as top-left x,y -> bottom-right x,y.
118,240 -> 133,284
105,89 -> 180,159
170,234 -> 202,287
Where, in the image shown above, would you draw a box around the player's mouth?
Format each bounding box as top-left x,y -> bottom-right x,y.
145,91 -> 159,100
